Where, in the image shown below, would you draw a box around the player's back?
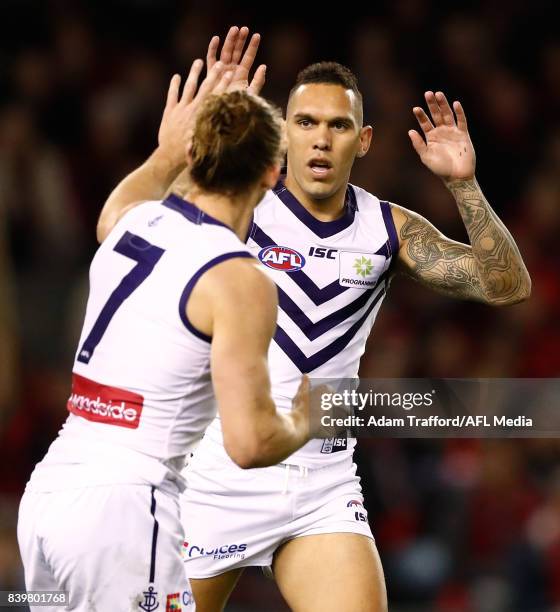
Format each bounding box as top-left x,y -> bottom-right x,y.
27,194 -> 251,493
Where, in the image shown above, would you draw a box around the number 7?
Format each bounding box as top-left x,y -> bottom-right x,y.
77,231 -> 165,364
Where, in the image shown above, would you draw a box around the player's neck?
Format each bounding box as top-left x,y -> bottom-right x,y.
187,188 -> 258,241
284,175 -> 347,222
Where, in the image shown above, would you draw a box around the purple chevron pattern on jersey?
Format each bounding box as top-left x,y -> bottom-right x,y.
201,181 -> 399,467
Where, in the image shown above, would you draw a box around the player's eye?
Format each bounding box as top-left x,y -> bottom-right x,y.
297,119 -> 312,128
333,121 -> 348,131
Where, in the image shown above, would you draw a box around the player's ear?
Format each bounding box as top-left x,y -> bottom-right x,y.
262,163 -> 281,190
356,125 -> 373,158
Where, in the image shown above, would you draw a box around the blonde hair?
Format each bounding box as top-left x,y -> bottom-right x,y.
190,90 -> 284,195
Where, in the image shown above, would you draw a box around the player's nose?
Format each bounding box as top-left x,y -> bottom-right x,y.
313,124 -> 332,150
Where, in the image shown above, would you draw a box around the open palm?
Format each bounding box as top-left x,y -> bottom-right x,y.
206,26 -> 266,95
157,60 -> 232,168
409,91 -> 476,183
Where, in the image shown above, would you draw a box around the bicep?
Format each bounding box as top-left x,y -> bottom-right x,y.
206,262 -> 278,427
391,203 -> 486,302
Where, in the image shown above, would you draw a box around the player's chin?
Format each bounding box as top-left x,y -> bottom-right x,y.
303,178 -> 338,200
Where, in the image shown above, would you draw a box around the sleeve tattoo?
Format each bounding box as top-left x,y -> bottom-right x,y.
396,180 -> 531,305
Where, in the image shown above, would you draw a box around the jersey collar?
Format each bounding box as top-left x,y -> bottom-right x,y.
273,178 -> 358,239
162,193 -> 235,233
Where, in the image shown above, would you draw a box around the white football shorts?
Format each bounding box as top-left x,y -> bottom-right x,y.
179,451 -> 373,578
18,483 -> 195,611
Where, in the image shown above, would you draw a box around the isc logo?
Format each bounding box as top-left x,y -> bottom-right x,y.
258,246 -> 306,272
321,438 -> 348,454
309,247 -> 337,259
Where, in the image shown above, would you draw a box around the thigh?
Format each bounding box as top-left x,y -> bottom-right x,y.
273,533 -> 387,612
17,491 -> 60,612
180,455 -> 292,578
36,485 -> 192,611
189,569 -> 244,612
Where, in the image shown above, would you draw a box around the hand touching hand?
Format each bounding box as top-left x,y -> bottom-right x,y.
206,25 -> 266,95
157,58 -> 233,168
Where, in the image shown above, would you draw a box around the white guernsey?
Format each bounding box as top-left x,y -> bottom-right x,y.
198,181 -> 397,465
19,197 -> 252,610
180,179 -> 398,574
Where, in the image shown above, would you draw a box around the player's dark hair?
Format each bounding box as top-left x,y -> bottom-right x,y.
190,90 -> 283,196
289,62 -> 362,102
289,62 -> 363,124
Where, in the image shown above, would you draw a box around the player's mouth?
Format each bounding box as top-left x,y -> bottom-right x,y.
308,158 -> 333,179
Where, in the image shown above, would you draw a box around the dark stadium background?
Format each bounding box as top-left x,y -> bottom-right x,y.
0,1 -> 558,610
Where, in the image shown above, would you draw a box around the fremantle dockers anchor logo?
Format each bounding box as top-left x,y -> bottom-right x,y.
139,586 -> 159,611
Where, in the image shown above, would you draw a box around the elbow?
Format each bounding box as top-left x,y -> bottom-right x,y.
486,278 -> 532,306
516,278 -> 532,303
224,430 -> 280,469
96,221 -> 110,244
224,438 -> 265,470
228,450 -> 262,470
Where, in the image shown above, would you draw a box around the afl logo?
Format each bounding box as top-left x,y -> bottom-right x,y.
258,246 -> 306,272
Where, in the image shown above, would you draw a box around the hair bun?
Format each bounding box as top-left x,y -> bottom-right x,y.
190,90 -> 283,195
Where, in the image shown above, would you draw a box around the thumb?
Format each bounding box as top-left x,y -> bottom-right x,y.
294,374 -> 310,406
248,64 -> 267,95
408,129 -> 426,156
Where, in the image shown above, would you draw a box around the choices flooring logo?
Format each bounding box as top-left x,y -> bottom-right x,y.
181,541 -> 247,561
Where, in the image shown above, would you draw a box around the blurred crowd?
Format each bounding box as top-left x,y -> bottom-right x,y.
0,1 -> 558,610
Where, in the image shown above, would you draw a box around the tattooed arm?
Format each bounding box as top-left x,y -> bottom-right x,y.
392,91 -> 531,305
391,191 -> 530,304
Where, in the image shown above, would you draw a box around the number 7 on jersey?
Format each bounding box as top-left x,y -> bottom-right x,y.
77,231 -> 165,364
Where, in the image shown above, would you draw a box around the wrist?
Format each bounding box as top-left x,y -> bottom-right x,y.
443,176 -> 477,189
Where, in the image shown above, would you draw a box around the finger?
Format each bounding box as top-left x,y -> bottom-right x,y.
248,64 -> 266,95
424,90 -> 443,126
165,74 -> 181,109
408,129 -> 427,155
206,35 -> 220,71
195,60 -> 226,100
453,100 -> 468,132
214,69 -> 235,95
413,106 -> 434,134
180,59 -> 204,105
297,374 -> 310,396
237,33 -> 261,79
231,26 -> 249,64
219,26 -> 239,65
435,91 -> 455,126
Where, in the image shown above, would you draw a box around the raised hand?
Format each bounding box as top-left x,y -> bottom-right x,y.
408,91 -> 476,183
206,25 -> 266,95
97,55 -> 233,243
157,59 -> 232,168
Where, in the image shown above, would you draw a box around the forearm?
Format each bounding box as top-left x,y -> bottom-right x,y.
96,148 -> 186,242
248,408 -> 308,468
223,396 -> 307,468
447,178 -> 531,305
